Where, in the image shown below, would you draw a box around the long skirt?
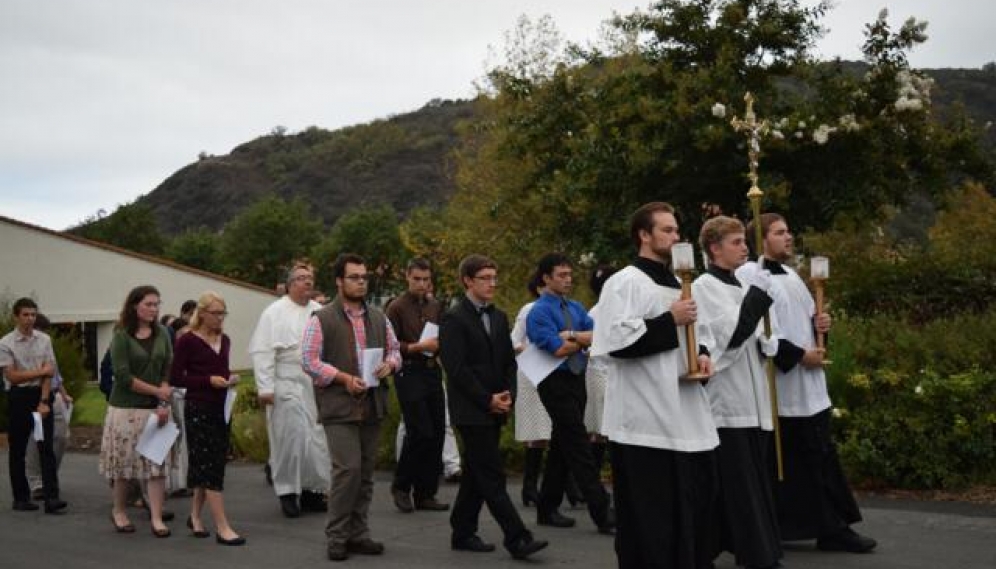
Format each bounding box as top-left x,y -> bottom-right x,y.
99,406 -> 172,480
184,402 -> 228,491
514,373 -> 552,442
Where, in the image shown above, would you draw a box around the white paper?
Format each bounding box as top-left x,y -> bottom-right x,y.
136,414 -> 179,466
64,401 -> 73,425
224,388 -> 238,424
31,412 -> 44,441
419,322 -> 439,356
516,344 -> 566,387
361,347 -> 384,388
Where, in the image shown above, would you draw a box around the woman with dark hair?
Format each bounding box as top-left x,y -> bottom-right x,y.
511,272 -> 554,507
99,285 -> 174,537
171,291 -> 245,545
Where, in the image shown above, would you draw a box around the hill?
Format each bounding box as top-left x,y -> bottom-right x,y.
139,98 -> 476,235
113,65 -> 994,237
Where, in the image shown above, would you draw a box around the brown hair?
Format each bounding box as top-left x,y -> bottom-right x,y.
745,213 -> 786,254
458,254 -> 497,288
699,216 -> 745,261
117,285 -> 161,337
630,202 -> 675,249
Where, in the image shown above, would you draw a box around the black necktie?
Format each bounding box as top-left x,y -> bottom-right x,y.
478,305 -> 492,334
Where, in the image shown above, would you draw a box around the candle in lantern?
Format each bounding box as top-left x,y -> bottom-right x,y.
672,243 -> 695,272
810,256 -> 829,279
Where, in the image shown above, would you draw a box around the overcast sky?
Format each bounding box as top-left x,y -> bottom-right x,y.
1,0 -> 991,231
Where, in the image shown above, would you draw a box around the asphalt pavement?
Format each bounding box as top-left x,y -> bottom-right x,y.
1,451 -> 994,568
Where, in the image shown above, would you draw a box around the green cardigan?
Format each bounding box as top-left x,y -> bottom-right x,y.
108,325 -> 173,409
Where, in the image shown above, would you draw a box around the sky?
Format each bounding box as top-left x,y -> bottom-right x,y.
1,0 -> 992,231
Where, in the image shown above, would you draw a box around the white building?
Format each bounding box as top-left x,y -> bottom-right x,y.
0,215 -> 277,371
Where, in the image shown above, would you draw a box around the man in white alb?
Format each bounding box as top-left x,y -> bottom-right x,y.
249,262 -> 332,518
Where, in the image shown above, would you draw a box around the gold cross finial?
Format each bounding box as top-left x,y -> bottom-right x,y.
729,92 -> 769,199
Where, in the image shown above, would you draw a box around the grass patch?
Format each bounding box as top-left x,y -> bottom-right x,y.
71,383 -> 108,427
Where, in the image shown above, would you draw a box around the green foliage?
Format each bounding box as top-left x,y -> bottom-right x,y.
310,204 -> 409,298
219,195 -> 323,288
831,367 -> 996,489
72,202 -> 167,256
165,228 -> 223,273
71,384 -> 108,427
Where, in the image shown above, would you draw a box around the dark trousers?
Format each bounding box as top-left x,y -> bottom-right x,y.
776,409 -> 862,540
537,369 -> 610,523
611,442 -> 719,569
451,424 -> 529,548
394,366 -> 446,500
7,386 -> 59,502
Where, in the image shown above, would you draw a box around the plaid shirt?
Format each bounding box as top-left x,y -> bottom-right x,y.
301,305 -> 401,387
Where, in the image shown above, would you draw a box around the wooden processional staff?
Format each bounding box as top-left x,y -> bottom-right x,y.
671,242 -> 710,381
730,92 -> 785,480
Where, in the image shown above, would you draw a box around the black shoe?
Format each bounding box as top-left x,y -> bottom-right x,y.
279,494 -> 301,518
13,500 -> 40,512
597,507 -> 616,535
186,516 -> 210,538
300,490 -> 327,513
817,527 -> 877,553
44,499 -> 68,514
452,535 -> 497,552
327,542 -> 349,561
537,509 -> 575,528
216,534 -> 246,546
392,486 -> 414,513
346,538 -> 385,555
507,534 -> 549,560
414,497 -> 450,511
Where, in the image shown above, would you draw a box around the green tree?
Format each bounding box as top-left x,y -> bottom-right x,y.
165,228 -> 223,273
73,202 -> 167,256
219,195 -> 323,288
311,204 -> 408,299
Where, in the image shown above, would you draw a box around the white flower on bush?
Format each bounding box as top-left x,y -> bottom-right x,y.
578,251 -> 596,267
813,124 -> 836,145
794,131 -> 804,139
775,117 -> 788,129
838,114 -> 860,132
771,130 -> 785,140
831,407 -> 848,418
914,384 -> 924,395
711,103 -> 726,118
798,120 -> 806,129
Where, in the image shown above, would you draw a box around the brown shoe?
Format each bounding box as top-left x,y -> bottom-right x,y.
391,487 -> 414,513
415,497 -> 450,511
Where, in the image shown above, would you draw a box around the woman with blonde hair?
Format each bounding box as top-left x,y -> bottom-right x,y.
171,291 -> 245,545
100,285 -> 174,537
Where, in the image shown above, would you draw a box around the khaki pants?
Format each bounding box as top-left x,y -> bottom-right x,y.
323,421 -> 381,545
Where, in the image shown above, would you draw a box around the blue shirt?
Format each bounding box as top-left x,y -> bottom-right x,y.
526,292 -> 594,372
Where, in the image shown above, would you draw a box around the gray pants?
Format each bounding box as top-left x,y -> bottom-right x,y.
27,393 -> 68,492
324,421 -> 381,545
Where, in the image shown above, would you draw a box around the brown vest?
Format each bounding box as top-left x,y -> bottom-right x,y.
313,297 -> 390,425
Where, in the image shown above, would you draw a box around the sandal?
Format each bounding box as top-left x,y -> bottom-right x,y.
111,514 -> 136,533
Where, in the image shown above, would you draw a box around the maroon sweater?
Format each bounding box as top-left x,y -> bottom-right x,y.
170,332 -> 231,409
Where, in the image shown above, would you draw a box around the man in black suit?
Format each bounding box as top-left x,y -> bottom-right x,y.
440,254 -> 548,560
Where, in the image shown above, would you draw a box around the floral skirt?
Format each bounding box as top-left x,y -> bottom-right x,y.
184,403 -> 228,491
99,406 -> 172,480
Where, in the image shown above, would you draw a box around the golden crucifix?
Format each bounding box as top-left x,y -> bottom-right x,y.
730,92 -> 784,481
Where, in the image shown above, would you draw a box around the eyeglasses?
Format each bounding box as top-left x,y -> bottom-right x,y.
291,274 -> 314,282
344,275 -> 370,282
205,310 -> 228,317
473,275 -> 499,284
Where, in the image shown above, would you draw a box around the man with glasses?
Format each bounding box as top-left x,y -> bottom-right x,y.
387,258 -> 449,513
440,255 -> 548,560
302,253 -> 401,561
249,262 -> 332,518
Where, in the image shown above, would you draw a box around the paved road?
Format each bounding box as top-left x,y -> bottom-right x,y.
1,452 -> 994,568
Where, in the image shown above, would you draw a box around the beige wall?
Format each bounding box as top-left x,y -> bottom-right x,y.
0,219 -> 277,370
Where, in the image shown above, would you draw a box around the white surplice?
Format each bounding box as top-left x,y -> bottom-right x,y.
737,261 -> 831,417
591,266 -> 718,452
249,296 -> 332,496
693,271 -> 774,430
